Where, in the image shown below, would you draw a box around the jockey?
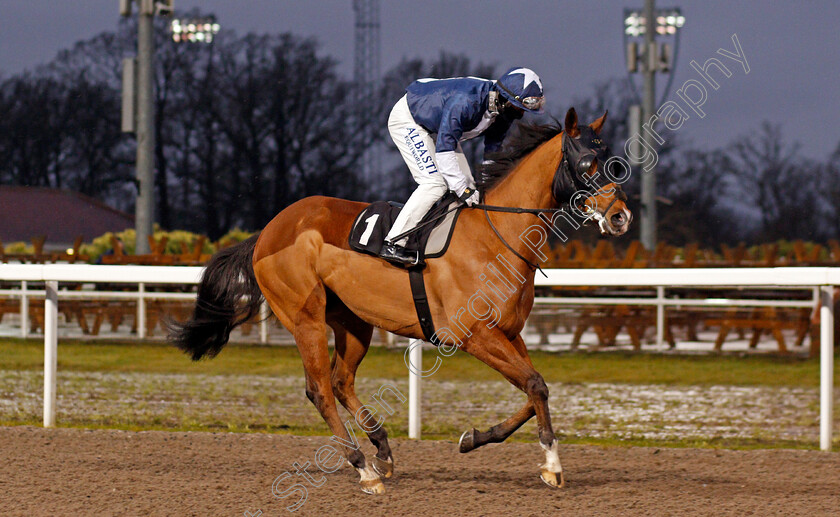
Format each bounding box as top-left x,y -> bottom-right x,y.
380,67 -> 546,265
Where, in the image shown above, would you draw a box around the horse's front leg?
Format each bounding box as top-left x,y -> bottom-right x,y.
460,332 -> 564,488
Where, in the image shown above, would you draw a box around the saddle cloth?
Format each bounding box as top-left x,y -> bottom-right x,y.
348,193 -> 463,263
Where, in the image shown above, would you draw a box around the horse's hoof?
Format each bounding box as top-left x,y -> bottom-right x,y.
540,468 -> 565,488
360,478 -> 386,495
459,428 -> 477,453
372,455 -> 394,479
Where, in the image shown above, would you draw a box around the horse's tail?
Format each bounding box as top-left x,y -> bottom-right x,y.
168,233 -> 263,360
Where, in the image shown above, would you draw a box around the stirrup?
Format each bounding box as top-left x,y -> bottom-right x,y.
379,243 -> 419,266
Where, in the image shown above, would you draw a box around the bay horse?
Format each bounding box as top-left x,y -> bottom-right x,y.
169,108 -> 631,494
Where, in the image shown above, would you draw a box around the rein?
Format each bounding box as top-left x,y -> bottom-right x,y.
388,198 -> 557,276
473,180 -> 624,275
390,187 -> 622,275
389,204 -> 463,243
481,207 -> 548,277
473,204 -> 558,215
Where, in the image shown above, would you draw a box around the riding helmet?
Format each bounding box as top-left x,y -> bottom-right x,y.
495,67 -> 545,113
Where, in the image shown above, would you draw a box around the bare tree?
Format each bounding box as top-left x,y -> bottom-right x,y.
0,75 -> 70,188
820,143 -> 840,240
61,75 -> 134,198
264,34 -> 370,206
727,122 -> 825,241
658,150 -> 739,246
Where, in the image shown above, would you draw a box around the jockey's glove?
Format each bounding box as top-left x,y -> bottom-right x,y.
458,187 -> 480,207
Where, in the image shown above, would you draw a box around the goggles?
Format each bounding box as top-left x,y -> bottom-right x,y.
495,81 -> 545,113
520,96 -> 545,112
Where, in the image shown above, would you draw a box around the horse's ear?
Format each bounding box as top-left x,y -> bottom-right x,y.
590,110 -> 608,135
564,108 -> 579,137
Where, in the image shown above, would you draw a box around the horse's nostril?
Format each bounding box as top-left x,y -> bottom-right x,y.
611,213 -> 625,226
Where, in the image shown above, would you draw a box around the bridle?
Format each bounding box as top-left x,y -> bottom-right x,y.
554,126 -> 627,219
477,128 -> 626,273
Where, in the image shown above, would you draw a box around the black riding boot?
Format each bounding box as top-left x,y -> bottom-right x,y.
379,242 -> 419,266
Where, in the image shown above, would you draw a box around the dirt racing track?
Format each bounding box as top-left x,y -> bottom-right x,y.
1,426 -> 839,516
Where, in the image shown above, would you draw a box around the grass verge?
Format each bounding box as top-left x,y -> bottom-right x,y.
3,338 -> 838,451
0,337 -> 836,387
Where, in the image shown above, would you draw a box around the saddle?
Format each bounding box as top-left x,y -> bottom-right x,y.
348,193 -> 463,268
348,193 -> 464,345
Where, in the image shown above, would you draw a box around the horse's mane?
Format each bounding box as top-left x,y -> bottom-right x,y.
478,121 -> 562,194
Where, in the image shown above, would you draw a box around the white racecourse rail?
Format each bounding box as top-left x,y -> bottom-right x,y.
0,265 -> 836,450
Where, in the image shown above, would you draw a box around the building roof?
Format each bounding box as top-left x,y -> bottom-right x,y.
0,186 -> 134,247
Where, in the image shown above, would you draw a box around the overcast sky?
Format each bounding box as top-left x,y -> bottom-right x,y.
1,1 -> 838,158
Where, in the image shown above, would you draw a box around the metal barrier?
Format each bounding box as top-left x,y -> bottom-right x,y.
0,265 -> 836,450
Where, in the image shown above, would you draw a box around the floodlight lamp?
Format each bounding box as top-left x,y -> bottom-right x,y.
171,16 -> 219,43
625,7 -> 684,39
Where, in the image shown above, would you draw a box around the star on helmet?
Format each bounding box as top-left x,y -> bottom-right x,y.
509,67 -> 543,91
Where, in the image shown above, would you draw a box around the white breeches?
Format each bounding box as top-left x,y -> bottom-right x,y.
385,95 -> 474,246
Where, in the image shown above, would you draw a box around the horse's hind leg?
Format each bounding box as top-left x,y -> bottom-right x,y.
458,400 -> 535,453
269,285 -> 385,495
328,310 -> 395,479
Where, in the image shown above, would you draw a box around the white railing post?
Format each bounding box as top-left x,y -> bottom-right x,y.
656,286 -> 665,348
820,286 -> 835,451
408,339 -> 422,439
260,301 -> 269,344
137,282 -> 146,339
43,280 -> 58,427
20,280 -> 29,338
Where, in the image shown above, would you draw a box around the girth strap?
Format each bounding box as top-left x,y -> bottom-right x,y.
408,266 -> 440,345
